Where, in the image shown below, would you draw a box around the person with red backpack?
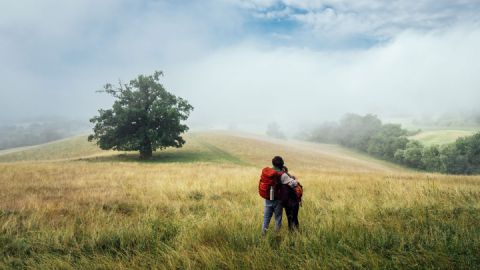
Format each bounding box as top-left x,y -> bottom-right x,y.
259,156 -> 299,234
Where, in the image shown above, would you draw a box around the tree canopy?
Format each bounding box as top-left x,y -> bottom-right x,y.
305,113 -> 480,175
88,71 -> 193,159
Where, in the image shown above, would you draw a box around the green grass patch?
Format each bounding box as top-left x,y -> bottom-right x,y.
77,133 -> 250,166
0,136 -> 103,162
410,130 -> 477,145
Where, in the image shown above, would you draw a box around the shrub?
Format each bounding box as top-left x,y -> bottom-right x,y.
422,145 -> 442,171
403,141 -> 424,169
440,144 -> 471,174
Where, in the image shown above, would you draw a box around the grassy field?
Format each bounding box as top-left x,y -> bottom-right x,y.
1,132 -> 480,269
0,135 -> 105,162
410,130 -> 477,146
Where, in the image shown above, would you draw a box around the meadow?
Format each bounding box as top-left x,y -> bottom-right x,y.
410,130 -> 476,146
1,132 -> 480,269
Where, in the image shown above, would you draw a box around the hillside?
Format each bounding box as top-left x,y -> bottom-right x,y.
0,132 -> 405,173
0,135 -> 105,162
1,132 -> 480,269
410,129 -> 477,145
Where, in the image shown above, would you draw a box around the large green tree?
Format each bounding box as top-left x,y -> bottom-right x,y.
88,71 -> 193,159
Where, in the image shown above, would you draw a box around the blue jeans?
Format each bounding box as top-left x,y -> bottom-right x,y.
262,199 -> 282,233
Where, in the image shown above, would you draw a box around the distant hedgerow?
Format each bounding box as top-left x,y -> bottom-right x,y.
305,113 -> 480,175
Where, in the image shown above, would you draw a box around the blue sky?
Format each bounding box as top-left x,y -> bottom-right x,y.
1,0 -> 480,129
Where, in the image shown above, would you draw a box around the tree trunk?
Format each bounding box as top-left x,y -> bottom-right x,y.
139,142 -> 152,159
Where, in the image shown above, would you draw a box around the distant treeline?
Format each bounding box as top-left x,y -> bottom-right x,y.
304,114 -> 480,175
0,120 -> 90,150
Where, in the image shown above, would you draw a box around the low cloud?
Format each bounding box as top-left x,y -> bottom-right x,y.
0,0 -> 479,132
167,27 -> 480,129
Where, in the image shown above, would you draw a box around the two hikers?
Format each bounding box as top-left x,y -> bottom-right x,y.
259,156 -> 302,234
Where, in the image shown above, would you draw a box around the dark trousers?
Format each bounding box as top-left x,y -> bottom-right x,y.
284,203 -> 299,230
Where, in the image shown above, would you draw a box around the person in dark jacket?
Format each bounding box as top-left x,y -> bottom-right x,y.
278,165 -> 300,231
262,156 -> 298,234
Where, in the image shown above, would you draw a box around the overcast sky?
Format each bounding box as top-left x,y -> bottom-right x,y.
1,0 -> 480,129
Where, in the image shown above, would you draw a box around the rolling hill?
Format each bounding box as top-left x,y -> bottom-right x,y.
1,132 -> 479,269
0,132 -> 405,173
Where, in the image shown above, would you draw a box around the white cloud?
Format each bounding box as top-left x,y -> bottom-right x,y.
166,27 -> 480,129
0,0 -> 242,122
0,0 -> 479,131
240,0 -> 480,41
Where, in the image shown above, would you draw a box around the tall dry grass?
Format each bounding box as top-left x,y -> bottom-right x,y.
1,132 -> 480,269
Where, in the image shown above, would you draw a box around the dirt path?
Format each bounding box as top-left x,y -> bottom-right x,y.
208,130 -> 408,173
0,145 -> 41,155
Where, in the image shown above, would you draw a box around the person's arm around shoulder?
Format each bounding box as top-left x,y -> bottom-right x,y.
280,173 -> 298,187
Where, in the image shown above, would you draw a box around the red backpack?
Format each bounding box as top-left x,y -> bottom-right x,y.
258,167 -> 283,200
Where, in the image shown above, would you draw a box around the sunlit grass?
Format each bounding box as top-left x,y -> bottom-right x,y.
1,132 -> 479,269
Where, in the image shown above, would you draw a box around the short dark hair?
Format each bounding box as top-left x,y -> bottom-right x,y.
272,156 -> 284,169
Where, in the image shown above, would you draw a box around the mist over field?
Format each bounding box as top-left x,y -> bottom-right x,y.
2,2 -> 480,269
1,0 -> 480,132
